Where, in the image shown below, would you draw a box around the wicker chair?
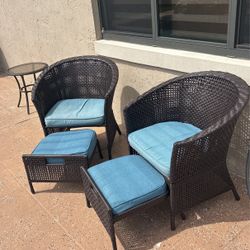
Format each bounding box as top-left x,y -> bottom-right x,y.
32,56 -> 121,159
124,71 -> 249,230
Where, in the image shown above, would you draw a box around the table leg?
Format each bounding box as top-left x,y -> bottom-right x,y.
21,75 -> 30,114
14,76 -> 22,107
246,149 -> 250,196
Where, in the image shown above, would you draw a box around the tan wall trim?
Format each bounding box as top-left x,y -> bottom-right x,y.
95,40 -> 250,84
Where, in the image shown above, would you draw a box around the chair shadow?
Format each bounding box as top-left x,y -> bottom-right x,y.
0,48 -> 8,77
35,182 -> 83,194
115,178 -> 250,250
120,85 -> 140,130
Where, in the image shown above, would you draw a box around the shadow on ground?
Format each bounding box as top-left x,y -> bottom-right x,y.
120,85 -> 140,128
0,48 -> 8,77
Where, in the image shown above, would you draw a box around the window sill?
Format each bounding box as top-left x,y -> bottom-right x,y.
95,40 -> 250,83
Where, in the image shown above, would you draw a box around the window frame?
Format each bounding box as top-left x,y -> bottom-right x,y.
98,0 -> 250,59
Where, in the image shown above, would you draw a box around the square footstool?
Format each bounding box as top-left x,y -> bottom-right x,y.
22,129 -> 102,194
80,155 -> 169,250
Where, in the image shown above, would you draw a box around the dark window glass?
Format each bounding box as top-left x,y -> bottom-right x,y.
100,0 -> 152,35
158,0 -> 229,43
238,0 -> 250,48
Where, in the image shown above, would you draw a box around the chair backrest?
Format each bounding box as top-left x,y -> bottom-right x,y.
52,56 -> 118,99
32,56 -> 118,117
174,72 -> 249,130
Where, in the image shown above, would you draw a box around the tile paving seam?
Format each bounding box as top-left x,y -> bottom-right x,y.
0,116 -> 38,132
6,168 -> 85,250
15,115 -> 38,125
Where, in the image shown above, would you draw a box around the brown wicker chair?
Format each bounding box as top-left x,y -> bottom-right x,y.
32,56 -> 121,159
124,71 -> 249,230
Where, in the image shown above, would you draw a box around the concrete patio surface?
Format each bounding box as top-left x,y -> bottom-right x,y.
0,76 -> 250,250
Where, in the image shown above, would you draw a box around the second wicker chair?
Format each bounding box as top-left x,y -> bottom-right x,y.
124,71 -> 249,230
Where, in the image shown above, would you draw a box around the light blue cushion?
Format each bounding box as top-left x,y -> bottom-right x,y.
88,155 -> 168,215
128,122 -> 201,177
32,129 -> 97,164
45,98 -> 105,128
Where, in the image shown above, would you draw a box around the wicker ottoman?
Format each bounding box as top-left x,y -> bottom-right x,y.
80,155 -> 169,250
22,129 -> 102,194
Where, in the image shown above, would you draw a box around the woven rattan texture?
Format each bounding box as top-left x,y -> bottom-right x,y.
80,168 -> 115,240
228,97 -> 250,175
124,71 -> 249,221
23,156 -> 88,183
32,56 -> 120,158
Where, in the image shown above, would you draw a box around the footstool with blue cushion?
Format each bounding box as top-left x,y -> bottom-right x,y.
22,129 -> 102,194
80,155 -> 169,250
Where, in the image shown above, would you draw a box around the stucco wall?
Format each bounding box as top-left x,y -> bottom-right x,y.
113,61 -> 180,125
0,0 -> 97,66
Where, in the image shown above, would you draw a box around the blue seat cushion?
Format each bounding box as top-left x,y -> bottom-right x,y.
128,122 -> 201,177
32,129 -> 97,164
45,98 -> 105,128
88,155 -> 168,215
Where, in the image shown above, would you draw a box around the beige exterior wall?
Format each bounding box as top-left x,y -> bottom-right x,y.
0,0 -> 96,66
112,61 -> 180,125
0,0 -> 249,178
0,0 -> 179,124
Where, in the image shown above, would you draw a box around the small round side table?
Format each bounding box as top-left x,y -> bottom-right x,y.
8,62 -> 48,114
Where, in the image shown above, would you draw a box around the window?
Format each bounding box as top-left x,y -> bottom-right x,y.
237,0 -> 250,48
158,0 -> 229,43
99,1 -> 152,35
98,0 -> 250,58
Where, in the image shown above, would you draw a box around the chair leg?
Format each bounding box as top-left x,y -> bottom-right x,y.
110,228 -> 117,250
86,196 -> 91,208
170,212 -> 176,231
116,123 -> 121,135
105,113 -> 121,159
170,189 -> 176,230
225,169 -> 240,201
28,181 -> 35,194
232,186 -> 240,201
108,146 -> 112,160
105,123 -> 113,160
97,140 -> 103,159
170,211 -> 176,231
180,212 -> 186,220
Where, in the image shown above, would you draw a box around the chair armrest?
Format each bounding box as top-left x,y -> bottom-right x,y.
104,61 -> 119,108
170,119 -> 236,183
32,67 -> 62,120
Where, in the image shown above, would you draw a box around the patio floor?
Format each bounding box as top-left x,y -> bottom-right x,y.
0,76 -> 250,250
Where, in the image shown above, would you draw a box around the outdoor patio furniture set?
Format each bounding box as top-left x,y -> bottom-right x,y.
22,56 -> 249,250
